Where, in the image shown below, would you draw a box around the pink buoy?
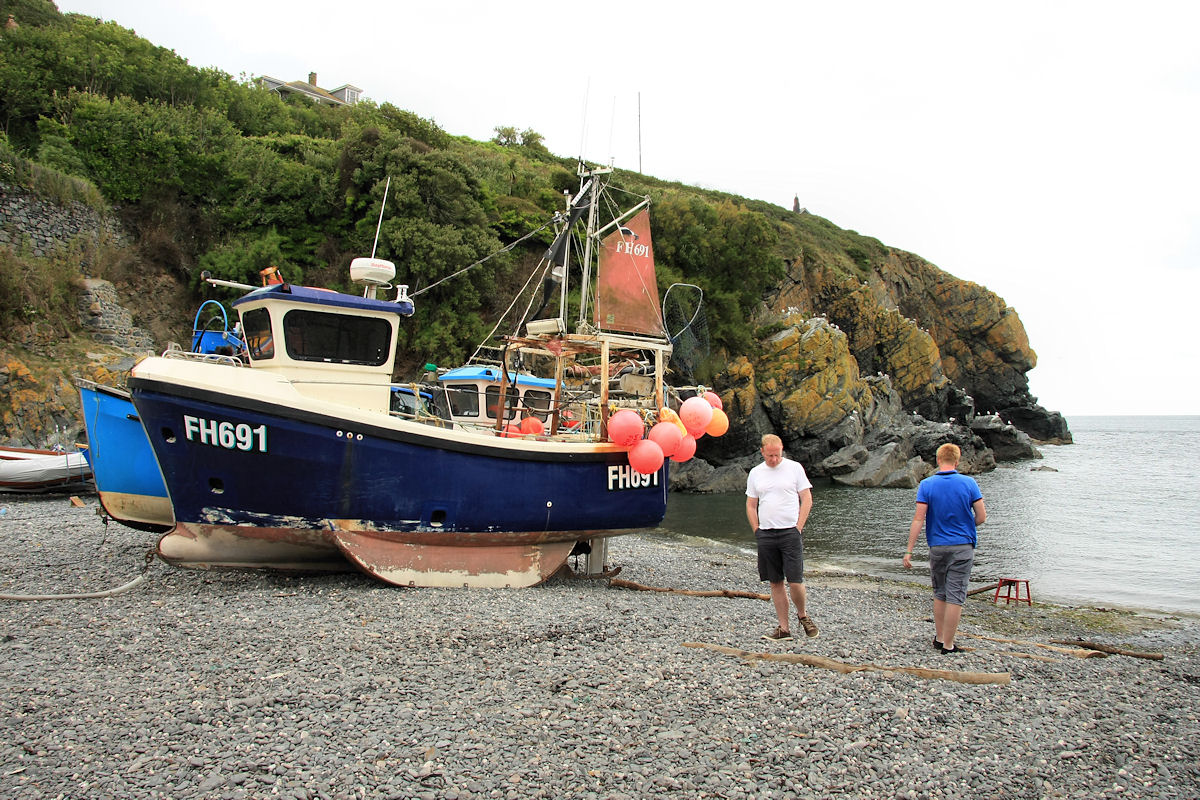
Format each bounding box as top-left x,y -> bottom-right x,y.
703,391 -> 723,410
607,409 -> 645,448
502,422 -> 523,438
647,421 -> 683,458
679,396 -> 713,434
670,435 -> 697,463
628,439 -> 665,474
519,416 -> 544,436
704,407 -> 729,437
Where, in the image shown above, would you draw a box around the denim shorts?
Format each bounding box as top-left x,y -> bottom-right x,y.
929,544 -> 975,605
756,527 -> 805,584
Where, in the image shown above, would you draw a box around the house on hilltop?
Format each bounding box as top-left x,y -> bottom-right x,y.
257,71 -> 362,106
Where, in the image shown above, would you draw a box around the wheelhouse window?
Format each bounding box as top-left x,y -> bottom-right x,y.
522,389 -> 552,422
485,385 -> 519,421
283,310 -> 391,366
444,385 -> 480,418
242,308 -> 274,360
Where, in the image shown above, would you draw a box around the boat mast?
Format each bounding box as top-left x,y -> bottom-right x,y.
556,190 -> 572,332
576,165 -> 611,332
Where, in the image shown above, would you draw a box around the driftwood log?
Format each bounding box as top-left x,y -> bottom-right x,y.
967,582 -> 1000,597
609,578 -> 769,601
1051,639 -> 1165,661
959,633 -> 1108,658
682,642 -> 1011,686
999,651 -> 1060,663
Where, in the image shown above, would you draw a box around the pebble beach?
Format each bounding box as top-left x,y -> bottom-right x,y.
2,492 -> 1198,800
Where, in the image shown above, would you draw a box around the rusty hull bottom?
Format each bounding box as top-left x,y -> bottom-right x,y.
330,529 -> 579,588
157,521 -> 608,587
157,523 -> 352,573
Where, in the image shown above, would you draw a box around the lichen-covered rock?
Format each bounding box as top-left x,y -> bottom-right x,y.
767,246 -> 1061,440
751,318 -> 899,465
0,356 -> 81,447
0,351 -> 138,448
697,356 -> 774,462
881,253 -> 1038,414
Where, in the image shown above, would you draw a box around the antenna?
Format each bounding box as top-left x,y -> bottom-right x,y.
608,95 -> 616,167
370,176 -> 391,259
353,176 -> 396,300
577,78 -> 591,160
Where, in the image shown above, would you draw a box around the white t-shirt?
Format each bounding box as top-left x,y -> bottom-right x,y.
746,458 -> 812,529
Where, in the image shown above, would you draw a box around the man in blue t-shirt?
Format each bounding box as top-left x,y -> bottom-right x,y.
903,443 -> 986,654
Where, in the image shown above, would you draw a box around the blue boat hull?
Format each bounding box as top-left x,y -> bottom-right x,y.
129,378 -> 667,586
78,383 -> 173,531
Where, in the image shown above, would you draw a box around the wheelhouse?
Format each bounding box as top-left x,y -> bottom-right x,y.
232,283 -> 413,411
434,365 -> 558,427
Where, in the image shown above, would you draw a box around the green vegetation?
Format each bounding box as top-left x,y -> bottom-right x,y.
0,2 -> 884,380
0,132 -> 106,208
0,238 -> 86,335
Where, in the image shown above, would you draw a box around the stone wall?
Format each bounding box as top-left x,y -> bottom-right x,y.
0,181 -> 125,257
76,278 -> 157,352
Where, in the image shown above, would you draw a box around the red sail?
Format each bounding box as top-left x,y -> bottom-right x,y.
594,209 -> 664,336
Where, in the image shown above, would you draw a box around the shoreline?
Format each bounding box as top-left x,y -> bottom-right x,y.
645,528 -> 1200,625
2,492 -> 1199,799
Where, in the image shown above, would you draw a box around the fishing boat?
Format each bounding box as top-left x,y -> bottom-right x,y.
77,301 -> 245,532
128,165 -> 702,587
0,444 -> 92,493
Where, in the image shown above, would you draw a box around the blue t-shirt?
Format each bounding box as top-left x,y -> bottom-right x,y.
916,470 -> 982,547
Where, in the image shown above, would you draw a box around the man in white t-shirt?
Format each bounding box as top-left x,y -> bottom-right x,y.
745,433 -> 819,641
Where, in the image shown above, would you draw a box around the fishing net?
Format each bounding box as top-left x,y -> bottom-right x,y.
662,283 -> 708,384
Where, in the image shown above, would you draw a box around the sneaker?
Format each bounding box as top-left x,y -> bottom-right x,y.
797,615 -> 819,638
934,636 -> 944,651
762,626 -> 792,641
940,644 -> 961,655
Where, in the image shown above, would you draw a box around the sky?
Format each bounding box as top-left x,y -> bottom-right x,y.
54,0 -> 1200,416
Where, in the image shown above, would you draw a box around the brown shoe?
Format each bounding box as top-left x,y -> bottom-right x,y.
762,626 -> 792,641
797,615 -> 819,638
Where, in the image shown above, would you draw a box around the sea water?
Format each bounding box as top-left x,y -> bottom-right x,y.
656,416 -> 1200,616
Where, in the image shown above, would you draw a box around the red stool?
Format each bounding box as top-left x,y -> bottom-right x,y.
993,578 -> 1032,606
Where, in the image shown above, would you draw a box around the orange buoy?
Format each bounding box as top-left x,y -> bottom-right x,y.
705,407 -> 729,437
648,421 -> 683,457
680,396 -> 713,436
670,435 -> 697,463
608,409 -> 645,448
628,439 -> 665,474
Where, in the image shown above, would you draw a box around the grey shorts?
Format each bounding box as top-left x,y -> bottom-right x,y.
756,527 -> 805,584
929,544 -> 975,605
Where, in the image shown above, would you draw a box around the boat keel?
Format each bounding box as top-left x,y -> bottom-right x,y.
329,530 -> 577,588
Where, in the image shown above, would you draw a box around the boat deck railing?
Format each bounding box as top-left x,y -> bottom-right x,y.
161,349 -> 245,367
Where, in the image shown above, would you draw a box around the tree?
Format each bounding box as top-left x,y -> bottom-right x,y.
492,126 -> 519,147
